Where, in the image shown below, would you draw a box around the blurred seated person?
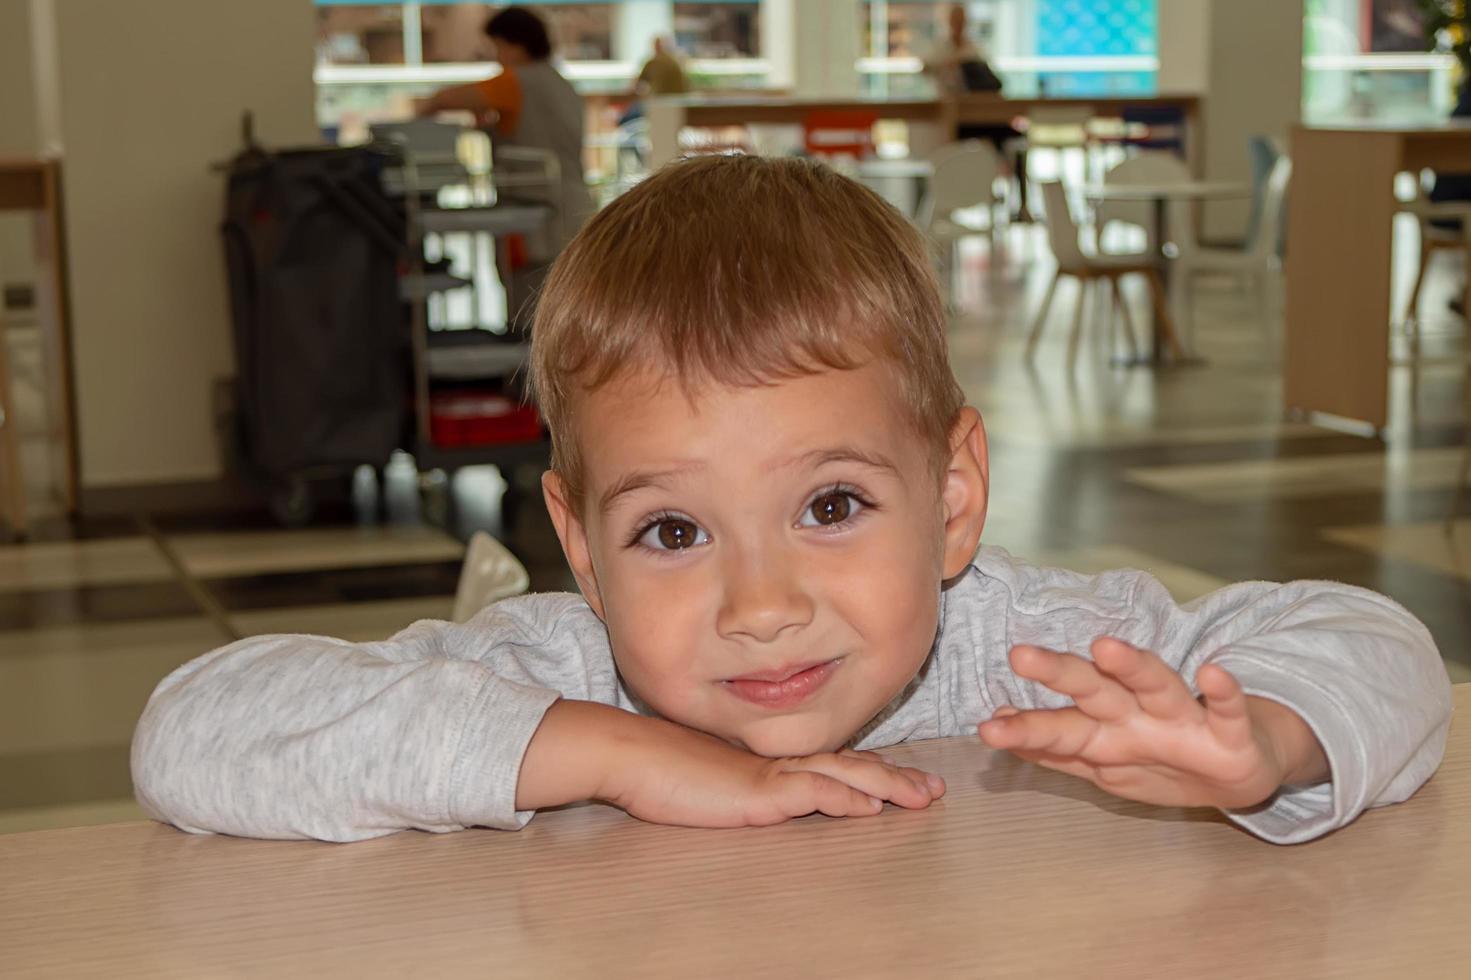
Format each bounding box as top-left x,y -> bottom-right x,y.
415,5 -> 594,251
623,36 -> 689,119
923,3 -> 1025,212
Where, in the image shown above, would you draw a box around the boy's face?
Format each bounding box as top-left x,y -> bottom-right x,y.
544,362 -> 989,757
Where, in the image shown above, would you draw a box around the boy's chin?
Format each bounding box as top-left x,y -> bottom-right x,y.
728,715 -> 855,759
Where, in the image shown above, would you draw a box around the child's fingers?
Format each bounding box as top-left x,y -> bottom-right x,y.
1198,663 -> 1253,749
1009,747 -> 1106,785
1091,638 -> 1200,720
1008,645 -> 1135,721
780,771 -> 885,820
790,754 -> 937,810
978,706 -> 1100,758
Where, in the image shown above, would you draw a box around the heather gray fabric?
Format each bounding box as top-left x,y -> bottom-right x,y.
132,546 -> 1452,845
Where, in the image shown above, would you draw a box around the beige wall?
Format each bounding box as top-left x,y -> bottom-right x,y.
1202,0 -> 1303,237
1156,0 -> 1210,95
0,0 -> 40,296
35,0 -> 318,487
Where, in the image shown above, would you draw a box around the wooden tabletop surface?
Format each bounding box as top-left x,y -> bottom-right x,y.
3,686 -> 1468,979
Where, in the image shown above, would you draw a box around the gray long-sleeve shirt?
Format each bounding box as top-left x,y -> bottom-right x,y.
131,547 -> 1453,845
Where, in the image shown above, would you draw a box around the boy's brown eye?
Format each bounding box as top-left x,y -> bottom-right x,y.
809,493 -> 852,525
657,519 -> 700,549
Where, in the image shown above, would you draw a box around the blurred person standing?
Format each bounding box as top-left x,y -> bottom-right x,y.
923,4 -> 1024,214
416,5 -> 595,251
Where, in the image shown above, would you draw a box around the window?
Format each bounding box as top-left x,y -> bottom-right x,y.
316,3 -> 407,65
859,0 -> 1158,99
673,2 -> 761,59
418,3 -> 615,64
1304,0 -> 1452,123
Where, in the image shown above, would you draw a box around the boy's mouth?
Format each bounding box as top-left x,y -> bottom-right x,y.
721,658 -> 843,709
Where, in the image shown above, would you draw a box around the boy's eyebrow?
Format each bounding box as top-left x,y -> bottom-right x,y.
599,465 -> 705,515
784,446 -> 902,475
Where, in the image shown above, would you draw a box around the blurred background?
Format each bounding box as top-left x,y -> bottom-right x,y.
0,0 -> 1466,834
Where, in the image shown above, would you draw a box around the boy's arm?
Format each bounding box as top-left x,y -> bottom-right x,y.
957,558 -> 1453,843
134,602 -> 944,841
130,618 -> 563,841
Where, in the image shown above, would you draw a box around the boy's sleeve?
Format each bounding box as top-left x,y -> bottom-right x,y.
954,551 -> 1454,844
130,596 -> 614,841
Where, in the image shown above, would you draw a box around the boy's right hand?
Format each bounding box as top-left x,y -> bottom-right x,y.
517,700 -> 945,827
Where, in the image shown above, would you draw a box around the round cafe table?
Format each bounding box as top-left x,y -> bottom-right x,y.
1083,180 -> 1250,365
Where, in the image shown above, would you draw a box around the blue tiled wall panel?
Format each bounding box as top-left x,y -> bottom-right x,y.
1036,0 -> 1158,58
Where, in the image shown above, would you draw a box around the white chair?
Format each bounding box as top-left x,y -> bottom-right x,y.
452,530 -> 531,623
1399,186 -> 1471,334
1171,156 -> 1292,348
1028,180 -> 1182,366
1094,151 -> 1191,255
917,141 -> 1004,305
1450,356 -> 1471,534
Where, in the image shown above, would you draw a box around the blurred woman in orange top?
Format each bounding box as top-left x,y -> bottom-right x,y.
416,6 -> 594,250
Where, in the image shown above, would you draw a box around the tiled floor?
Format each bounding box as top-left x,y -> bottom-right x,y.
1,218 -> 1466,834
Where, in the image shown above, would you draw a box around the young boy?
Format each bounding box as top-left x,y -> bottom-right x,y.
132,156 -> 1452,845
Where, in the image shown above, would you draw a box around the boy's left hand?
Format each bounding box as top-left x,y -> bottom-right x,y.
978,638 -> 1329,810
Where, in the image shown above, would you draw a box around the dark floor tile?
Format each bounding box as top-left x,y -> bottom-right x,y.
0,745 -> 133,810
0,582 -> 203,631
200,561 -> 463,613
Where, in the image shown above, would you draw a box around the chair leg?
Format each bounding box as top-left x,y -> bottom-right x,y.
1097,274 -> 1114,349
1067,278 -> 1091,368
1112,276 -> 1139,360
1144,269 -> 1187,361
1402,241 -> 1430,331
1026,270 -> 1062,358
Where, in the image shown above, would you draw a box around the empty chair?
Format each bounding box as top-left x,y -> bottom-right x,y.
1094,151 -> 1192,255
1450,356 -> 1471,534
1170,156 -> 1292,347
452,530 -> 531,623
1028,180 -> 1182,366
917,140 -> 1004,306
1399,183 -> 1471,332
1244,134 -> 1284,253
1024,104 -> 1097,191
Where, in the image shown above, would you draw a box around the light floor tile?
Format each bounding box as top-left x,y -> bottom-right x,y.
982,414 -> 1331,451
0,618 -> 224,755
0,798 -> 146,836
1032,544 -> 1233,604
0,538 -> 172,594
229,595 -> 457,642
168,525 -> 465,579
1321,519 -> 1471,583
1124,447 -> 1467,505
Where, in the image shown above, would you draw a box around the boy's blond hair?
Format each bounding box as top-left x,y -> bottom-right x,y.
530,154 -> 965,508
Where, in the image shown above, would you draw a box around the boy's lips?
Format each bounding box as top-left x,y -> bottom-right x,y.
721,659 -> 842,708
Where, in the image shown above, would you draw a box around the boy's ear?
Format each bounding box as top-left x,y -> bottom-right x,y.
941,406 -> 989,580
541,471 -> 607,620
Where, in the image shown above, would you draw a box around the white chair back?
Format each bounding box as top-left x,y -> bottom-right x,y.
917,140 -> 1001,230
1098,151 -> 1192,248
452,531 -> 531,623
1040,180 -> 1088,269
1248,155 -> 1292,262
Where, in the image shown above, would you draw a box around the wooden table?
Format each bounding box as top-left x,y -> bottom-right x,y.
4,684 -> 1468,978
0,157 -> 78,535
1285,121 -> 1471,431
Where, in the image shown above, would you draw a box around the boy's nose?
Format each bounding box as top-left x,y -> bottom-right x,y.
715,543 -> 815,644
